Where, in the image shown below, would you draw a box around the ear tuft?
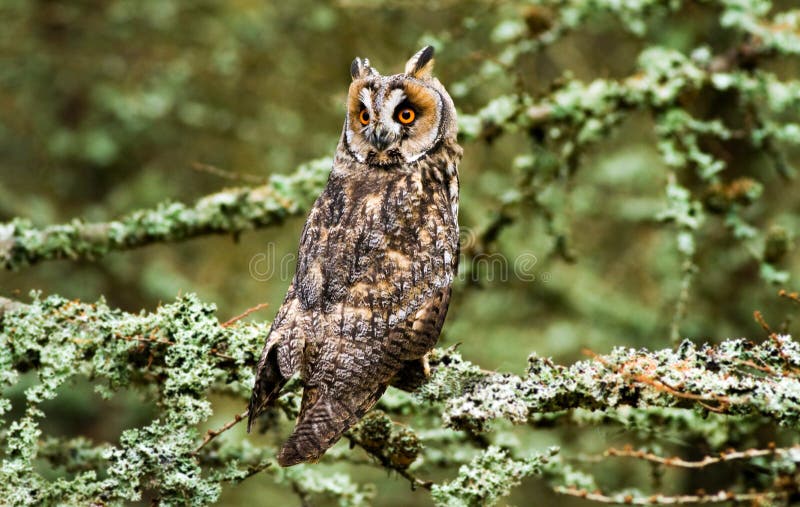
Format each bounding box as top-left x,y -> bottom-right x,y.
350,57 -> 380,81
350,58 -> 363,81
404,46 -> 435,79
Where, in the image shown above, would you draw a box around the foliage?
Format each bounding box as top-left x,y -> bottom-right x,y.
5,294 -> 800,505
1,0 -> 799,505
430,446 -> 559,506
0,158 -> 330,270
0,294 -> 269,505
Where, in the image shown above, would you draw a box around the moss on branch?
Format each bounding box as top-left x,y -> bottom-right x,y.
2,293 -> 800,505
0,292 -> 270,504
419,338 -> 800,433
1,0 -> 799,505
0,158 -> 331,271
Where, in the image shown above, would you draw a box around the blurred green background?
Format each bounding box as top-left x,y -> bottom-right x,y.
1,0 -> 798,505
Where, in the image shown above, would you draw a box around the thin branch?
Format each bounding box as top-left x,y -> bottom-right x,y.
193,410 -> 249,456
0,159 -> 330,270
290,479 -> 314,507
221,303 -> 269,328
602,443 -> 794,469
343,431 -> 433,491
118,332 -> 236,361
629,374 -> 730,413
555,486 -> 786,505
221,460 -> 273,484
585,349 -> 731,412
670,259 -> 697,345
753,310 -> 775,335
779,289 -> 800,306
191,162 -> 267,185
733,358 -> 776,376
767,332 -> 800,375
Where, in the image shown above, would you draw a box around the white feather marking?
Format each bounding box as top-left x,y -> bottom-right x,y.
450,177 -> 459,218
358,87 -> 372,111
405,151 -> 426,163
380,88 -> 406,129
385,89 -> 406,112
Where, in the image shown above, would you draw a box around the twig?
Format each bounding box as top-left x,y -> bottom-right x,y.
670,260 -> 697,345
602,443 -> 794,468
632,375 -> 730,413
192,410 -> 249,455
585,349 -> 731,412
221,303 -> 270,328
753,310 -> 774,335
555,486 -> 786,505
118,333 -> 236,361
733,358 -> 775,376
242,462 -> 272,480
290,479 -> 314,507
779,289 -> 800,306
191,162 -> 266,185
221,460 -> 272,483
343,431 -> 433,491
764,333 -> 800,375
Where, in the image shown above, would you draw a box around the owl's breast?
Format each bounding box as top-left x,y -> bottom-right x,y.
294,168 -> 457,313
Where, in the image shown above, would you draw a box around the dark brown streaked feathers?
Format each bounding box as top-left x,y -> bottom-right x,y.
249,46 -> 461,466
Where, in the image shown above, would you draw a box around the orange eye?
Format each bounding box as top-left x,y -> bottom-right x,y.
358,109 -> 370,125
397,108 -> 415,124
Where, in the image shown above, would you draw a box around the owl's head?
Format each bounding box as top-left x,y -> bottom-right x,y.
342,46 -> 457,168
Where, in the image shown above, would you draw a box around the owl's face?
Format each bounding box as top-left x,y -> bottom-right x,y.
342,46 -> 457,168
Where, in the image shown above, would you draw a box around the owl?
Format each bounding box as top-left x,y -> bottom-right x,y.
248,46 -> 462,467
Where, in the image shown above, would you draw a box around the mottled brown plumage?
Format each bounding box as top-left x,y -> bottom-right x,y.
248,46 -> 461,466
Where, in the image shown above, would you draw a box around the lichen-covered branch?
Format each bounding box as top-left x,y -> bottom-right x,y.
419,337 -> 800,432
431,446 -> 559,507
1,1 -> 799,506
3,292 -> 800,505
0,292 -> 270,504
0,158 -> 331,270
3,6 -> 796,280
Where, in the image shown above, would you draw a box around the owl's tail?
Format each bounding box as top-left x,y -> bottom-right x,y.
277,385 -> 387,466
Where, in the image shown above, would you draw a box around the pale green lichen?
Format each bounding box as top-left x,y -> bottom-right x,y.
1,0 -> 799,504
0,293 -> 270,505
0,157 -> 331,271
419,337 -> 800,433
431,446 -> 559,507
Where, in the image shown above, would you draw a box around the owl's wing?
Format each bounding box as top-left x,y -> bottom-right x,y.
273,172 -> 458,466
390,286 -> 451,391
247,291 -> 306,432
248,180 -> 345,431
277,286 -> 452,465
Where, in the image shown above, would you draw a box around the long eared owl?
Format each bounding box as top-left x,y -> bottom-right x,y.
248,46 -> 462,466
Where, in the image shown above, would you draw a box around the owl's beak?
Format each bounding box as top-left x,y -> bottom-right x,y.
368,126 -> 393,152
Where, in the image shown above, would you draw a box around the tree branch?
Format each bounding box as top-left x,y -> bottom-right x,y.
3,292 -> 800,504
595,443 -> 793,469
0,158 -> 331,270
555,486 -> 786,505
418,336 -> 800,433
